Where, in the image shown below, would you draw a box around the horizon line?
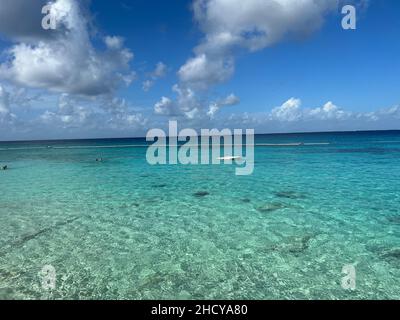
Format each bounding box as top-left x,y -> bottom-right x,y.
1,128 -> 400,143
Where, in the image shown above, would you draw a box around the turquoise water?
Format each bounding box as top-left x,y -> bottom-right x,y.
0,131 -> 399,300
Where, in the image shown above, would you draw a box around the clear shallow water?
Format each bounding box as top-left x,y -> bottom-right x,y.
0,131 -> 399,300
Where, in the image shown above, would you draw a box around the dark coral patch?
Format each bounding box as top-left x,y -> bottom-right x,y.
381,248 -> 400,262
387,216 -> 400,224
274,191 -> 306,200
193,191 -> 210,197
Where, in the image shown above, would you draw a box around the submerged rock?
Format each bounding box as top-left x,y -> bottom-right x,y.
365,243 -> 400,265
387,216 -> 400,224
8,217 -> 79,249
274,191 -> 306,200
193,191 -> 210,197
380,248 -> 400,262
152,184 -> 167,188
241,198 -> 251,203
256,202 -> 287,213
138,271 -> 165,290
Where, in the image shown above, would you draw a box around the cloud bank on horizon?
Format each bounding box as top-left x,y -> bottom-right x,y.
0,0 -> 399,140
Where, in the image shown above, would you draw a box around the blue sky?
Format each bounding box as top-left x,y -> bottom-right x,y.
0,0 -> 399,140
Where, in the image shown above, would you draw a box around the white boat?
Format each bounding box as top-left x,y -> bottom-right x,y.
217,156 -> 242,161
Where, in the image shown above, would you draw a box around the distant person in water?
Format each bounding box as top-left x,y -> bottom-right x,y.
1,165 -> 8,170
96,158 -> 103,162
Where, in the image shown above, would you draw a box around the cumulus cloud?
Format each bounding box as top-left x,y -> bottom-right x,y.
308,101 -> 349,120
207,93 -> 240,118
104,36 -> 124,50
152,94 -> 400,134
1,0 -> 395,140
101,97 -> 147,129
152,62 -> 167,78
142,62 -> 167,92
154,96 -> 175,116
39,93 -> 147,132
142,80 -> 154,92
154,84 -> 202,118
0,0 -> 54,42
223,97 -> 400,133
269,98 -> 352,123
178,54 -> 234,89
270,97 -> 302,122
179,0 -> 339,89
0,85 -> 16,124
0,0 -> 145,139
0,0 -> 135,96
162,0 -> 351,123
154,86 -> 240,121
40,93 -> 92,127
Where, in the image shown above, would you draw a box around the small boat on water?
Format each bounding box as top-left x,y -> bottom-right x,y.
217,156 -> 242,161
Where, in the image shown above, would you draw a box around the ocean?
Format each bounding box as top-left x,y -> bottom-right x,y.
0,131 -> 399,299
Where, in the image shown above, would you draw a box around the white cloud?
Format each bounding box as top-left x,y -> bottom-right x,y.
104,36 -> 124,50
222,97 -> 400,133
0,0 -> 146,139
269,98 -> 353,123
42,94 -> 90,125
154,84 -> 205,119
178,0 -> 339,89
152,62 -> 167,78
0,85 -> 16,125
0,0 -> 135,96
162,0 -> 346,123
40,94 -> 147,131
154,96 -> 174,115
0,0 -> 394,140
103,97 -> 147,129
142,62 -> 167,92
308,101 -> 349,120
178,54 -> 234,89
207,93 -> 240,118
142,80 -> 154,92
0,86 -> 10,114
0,0 -> 53,42
377,105 -> 400,118
270,97 -> 302,122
